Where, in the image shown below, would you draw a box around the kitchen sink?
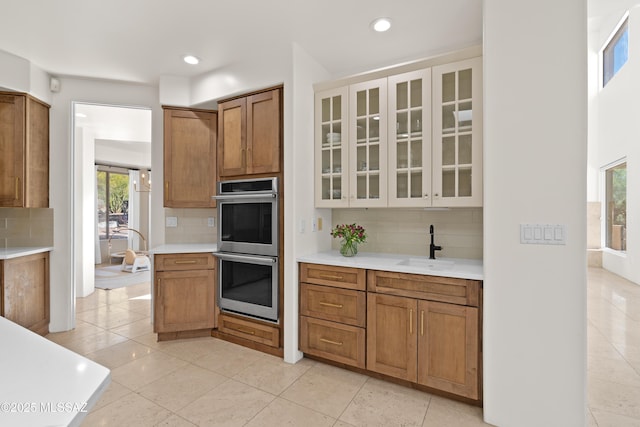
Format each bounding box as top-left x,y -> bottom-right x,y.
396,258 -> 455,271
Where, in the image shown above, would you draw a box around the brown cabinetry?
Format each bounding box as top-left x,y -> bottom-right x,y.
299,263 -> 366,368
1,252 -> 50,335
0,92 -> 49,208
163,107 -> 217,208
218,87 -> 281,178
154,253 -> 216,339
299,262 -> 482,401
218,313 -> 280,348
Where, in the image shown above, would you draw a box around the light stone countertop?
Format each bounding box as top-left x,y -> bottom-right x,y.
150,243 -> 218,255
0,317 -> 110,427
0,246 -> 54,260
297,250 -> 483,281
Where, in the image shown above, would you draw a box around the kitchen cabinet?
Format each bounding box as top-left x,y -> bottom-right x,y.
218,87 -> 282,178
163,107 -> 217,208
1,252 -> 50,335
153,253 -> 216,339
431,57 -> 483,207
314,56 -> 482,208
217,313 -> 280,348
299,263 -> 366,368
367,269 -> 481,400
0,92 -> 49,208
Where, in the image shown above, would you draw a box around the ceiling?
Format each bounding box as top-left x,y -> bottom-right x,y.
0,0 -> 483,85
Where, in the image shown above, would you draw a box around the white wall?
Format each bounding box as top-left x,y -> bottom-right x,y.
49,77 -> 163,331
483,1 -> 587,426
591,6 -> 640,284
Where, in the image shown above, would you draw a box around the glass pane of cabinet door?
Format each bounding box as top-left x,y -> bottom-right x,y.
349,78 -> 387,207
315,87 -> 348,207
388,69 -> 431,207
432,57 -> 483,207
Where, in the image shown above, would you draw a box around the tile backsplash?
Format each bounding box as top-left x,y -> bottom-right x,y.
331,208 -> 483,260
164,208 -> 217,244
0,208 -> 54,248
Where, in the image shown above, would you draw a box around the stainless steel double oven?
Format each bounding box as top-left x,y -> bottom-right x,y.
213,177 -> 278,322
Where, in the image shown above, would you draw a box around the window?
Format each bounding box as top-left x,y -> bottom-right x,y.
603,17 -> 629,87
605,161 -> 626,251
97,167 -> 129,240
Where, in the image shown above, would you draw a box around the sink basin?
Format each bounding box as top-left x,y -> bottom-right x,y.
396,258 -> 455,271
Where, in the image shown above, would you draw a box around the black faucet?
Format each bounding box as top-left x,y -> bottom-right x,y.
429,224 -> 442,259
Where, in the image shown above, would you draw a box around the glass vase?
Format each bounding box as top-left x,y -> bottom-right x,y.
340,240 -> 358,257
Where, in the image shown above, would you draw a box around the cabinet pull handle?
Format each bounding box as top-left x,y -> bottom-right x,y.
14,177 -> 19,200
320,338 -> 343,346
409,309 -> 413,334
236,327 -> 255,335
319,274 -> 343,280
174,260 -> 197,264
157,278 -> 162,300
319,301 -> 343,309
165,181 -> 169,194
420,310 -> 424,336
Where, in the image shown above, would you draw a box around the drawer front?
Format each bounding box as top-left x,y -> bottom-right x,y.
299,263 -> 365,291
300,283 -> 365,327
367,270 -> 481,307
218,314 -> 280,348
155,253 -> 215,271
300,316 -> 365,368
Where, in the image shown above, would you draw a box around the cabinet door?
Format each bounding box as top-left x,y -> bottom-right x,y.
315,87 -> 349,207
388,69 -> 432,207
2,252 -> 50,335
154,269 -> 216,333
0,94 -> 25,207
163,108 -> 217,208
246,88 -> 281,175
349,78 -> 387,207
417,300 -> 479,399
366,293 -> 417,382
218,97 -> 246,177
432,57 -> 483,207
25,97 -> 50,208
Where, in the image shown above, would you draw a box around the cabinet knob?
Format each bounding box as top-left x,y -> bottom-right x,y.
424,193 -> 429,198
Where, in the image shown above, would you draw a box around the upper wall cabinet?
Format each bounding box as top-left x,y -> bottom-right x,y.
218,87 -> 282,178
163,107 -> 217,208
0,92 -> 49,208
431,57 -> 483,207
314,56 -> 482,208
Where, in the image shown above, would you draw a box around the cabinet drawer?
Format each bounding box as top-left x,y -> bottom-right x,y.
300,283 -> 365,327
300,316 -> 365,369
299,263 -> 365,291
218,314 -> 280,348
155,253 -> 215,271
367,270 -> 481,307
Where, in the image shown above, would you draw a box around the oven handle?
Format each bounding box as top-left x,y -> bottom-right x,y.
212,193 -> 277,201
214,252 -> 277,264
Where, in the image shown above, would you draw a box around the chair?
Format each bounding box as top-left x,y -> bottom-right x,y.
121,248 -> 150,273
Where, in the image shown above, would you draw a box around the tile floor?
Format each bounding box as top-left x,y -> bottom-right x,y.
44,267 -> 640,426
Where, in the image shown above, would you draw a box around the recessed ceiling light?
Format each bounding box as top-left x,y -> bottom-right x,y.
371,18 -> 391,32
183,55 -> 200,65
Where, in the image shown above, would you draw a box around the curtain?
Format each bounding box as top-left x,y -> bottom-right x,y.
95,165 -> 101,264
128,170 -> 141,251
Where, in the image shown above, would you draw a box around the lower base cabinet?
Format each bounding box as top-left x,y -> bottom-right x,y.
154,253 -> 216,336
299,262 -> 482,402
1,252 -> 50,335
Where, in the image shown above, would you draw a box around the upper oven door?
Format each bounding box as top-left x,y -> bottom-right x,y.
216,195 -> 278,256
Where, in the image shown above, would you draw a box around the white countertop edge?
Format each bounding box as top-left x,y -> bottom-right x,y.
150,243 -> 218,254
296,250 -> 484,281
0,246 -> 54,260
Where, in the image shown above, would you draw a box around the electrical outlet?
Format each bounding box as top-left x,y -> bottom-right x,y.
299,219 -> 306,234
207,217 -> 216,227
166,216 -> 178,227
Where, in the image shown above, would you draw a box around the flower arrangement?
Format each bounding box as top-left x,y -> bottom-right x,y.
330,223 -> 366,257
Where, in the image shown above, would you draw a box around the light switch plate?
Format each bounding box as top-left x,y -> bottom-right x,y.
520,224 -> 566,245
207,217 -> 215,227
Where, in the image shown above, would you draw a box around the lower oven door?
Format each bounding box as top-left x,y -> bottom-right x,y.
216,252 -> 278,322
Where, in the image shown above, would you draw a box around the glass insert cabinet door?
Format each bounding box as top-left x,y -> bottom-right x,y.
388,69 -> 431,207
315,87 -> 348,207
432,57 -> 483,207
349,78 -> 387,207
